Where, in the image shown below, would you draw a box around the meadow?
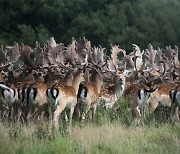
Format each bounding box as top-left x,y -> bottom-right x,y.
0,100 -> 179,154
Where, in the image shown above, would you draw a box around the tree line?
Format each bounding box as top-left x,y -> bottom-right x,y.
0,0 -> 180,52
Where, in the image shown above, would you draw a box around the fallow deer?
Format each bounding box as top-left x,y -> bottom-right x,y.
99,45 -> 126,109
123,83 -> 157,124
47,68 -> 84,129
99,71 -> 126,109
77,46 -> 105,122
146,81 -> 177,122
46,38 -> 88,129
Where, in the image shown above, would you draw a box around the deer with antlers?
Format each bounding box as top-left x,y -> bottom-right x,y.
12,40 -> 53,123
0,42 -> 21,121
76,45 -> 106,122
119,44 -> 160,124
99,45 -> 126,109
46,38 -> 89,130
123,83 -> 157,124
144,45 -> 180,121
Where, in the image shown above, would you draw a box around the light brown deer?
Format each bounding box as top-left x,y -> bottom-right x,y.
99,45 -> 126,109
46,38 -> 88,129
47,68 -> 84,129
77,45 -> 106,122
123,83 -> 157,124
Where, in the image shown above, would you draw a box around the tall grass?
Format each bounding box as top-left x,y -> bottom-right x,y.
0,99 -> 179,154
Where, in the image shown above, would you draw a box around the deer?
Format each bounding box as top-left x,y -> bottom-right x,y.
99,73 -> 125,109
46,38 -> 89,130
21,39 -> 69,123
119,44 -> 162,124
143,45 -> 180,122
47,68 -> 84,129
99,45 -> 127,109
9,41 -> 52,123
0,36 -> 179,126
123,83 -> 157,125
77,45 -> 106,122
0,42 -> 21,121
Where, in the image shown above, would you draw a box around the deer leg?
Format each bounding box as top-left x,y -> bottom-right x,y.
16,108 -> 22,122
132,107 -> 142,125
32,104 -> 48,121
92,104 -> 97,121
8,106 -> 14,122
68,105 -> 76,133
148,101 -> 158,113
53,102 -> 66,129
73,103 -> 81,120
81,104 -> 91,123
174,105 -> 179,122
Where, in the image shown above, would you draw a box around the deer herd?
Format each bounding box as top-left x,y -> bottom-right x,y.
0,37 -> 179,129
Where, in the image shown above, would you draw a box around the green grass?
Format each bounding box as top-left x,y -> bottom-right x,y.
0,122 -> 179,154
0,100 -> 179,154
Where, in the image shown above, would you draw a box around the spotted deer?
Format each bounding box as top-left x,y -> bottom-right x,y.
77,46 -> 106,122
99,45 -> 126,109
99,72 -> 126,109
46,38 -> 89,129
123,83 -> 157,124
46,68 -> 84,129
0,43 -> 21,120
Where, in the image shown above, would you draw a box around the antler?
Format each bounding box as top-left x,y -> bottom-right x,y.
132,44 -> 143,71
154,47 -> 163,66
75,37 -> 87,64
144,44 -> 157,70
163,46 -> 174,61
48,37 -> 57,48
65,38 -> 77,66
47,43 -> 65,66
34,42 -> 43,67
124,52 -> 135,71
173,45 -> 180,69
110,45 -> 121,69
6,42 -> 20,63
107,59 -> 116,72
93,46 -> 106,66
20,44 -> 34,68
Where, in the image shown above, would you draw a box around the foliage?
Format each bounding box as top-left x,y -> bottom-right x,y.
0,0 -> 180,51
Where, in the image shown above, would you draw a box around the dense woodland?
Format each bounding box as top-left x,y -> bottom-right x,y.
0,0 -> 180,51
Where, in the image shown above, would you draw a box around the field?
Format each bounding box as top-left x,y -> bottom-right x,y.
0,100 -> 179,154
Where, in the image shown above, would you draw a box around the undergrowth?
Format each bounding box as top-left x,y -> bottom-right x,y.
0,99 -> 179,154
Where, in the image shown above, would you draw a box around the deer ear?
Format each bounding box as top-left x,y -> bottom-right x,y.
144,87 -> 157,94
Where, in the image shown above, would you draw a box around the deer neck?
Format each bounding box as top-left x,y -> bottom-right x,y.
92,72 -> 102,93
24,73 -> 35,82
84,69 -> 90,83
72,75 -> 84,95
114,77 -> 126,98
63,72 -> 73,86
